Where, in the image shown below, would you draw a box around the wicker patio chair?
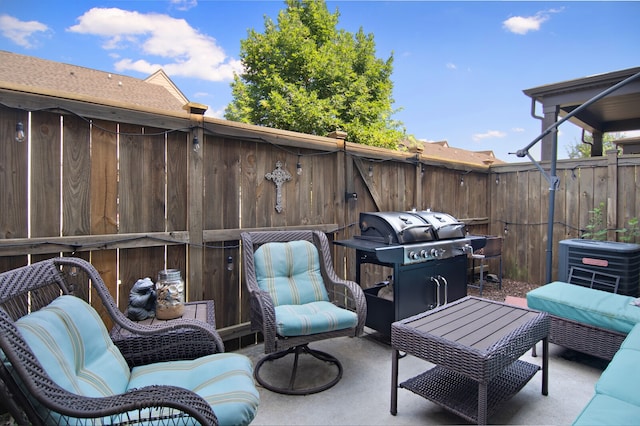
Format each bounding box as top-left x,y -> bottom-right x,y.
241,230 -> 367,395
0,257 -> 259,426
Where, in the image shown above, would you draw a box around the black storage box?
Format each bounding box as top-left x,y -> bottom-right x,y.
363,285 -> 394,337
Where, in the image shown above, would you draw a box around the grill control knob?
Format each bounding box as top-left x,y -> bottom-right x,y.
419,249 -> 428,258
408,251 -> 419,260
430,248 -> 445,258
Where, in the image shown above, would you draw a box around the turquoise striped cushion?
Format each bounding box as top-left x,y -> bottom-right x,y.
15,295 -> 130,397
274,301 -> 358,336
128,353 -> 259,426
254,240 -> 329,306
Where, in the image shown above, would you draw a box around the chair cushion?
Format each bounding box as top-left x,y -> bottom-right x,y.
526,281 -> 640,334
254,240 -> 329,306
274,301 -> 358,336
15,295 -> 130,397
128,353 -> 259,426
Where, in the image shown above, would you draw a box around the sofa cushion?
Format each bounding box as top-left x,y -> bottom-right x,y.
527,281 -> 640,334
254,240 -> 329,306
15,295 -> 130,397
274,301 -> 358,336
620,323 -> 640,351
573,394 -> 640,425
128,352 -> 259,426
594,347 -> 640,406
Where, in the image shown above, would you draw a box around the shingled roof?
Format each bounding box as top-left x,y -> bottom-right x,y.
399,138 -> 505,167
0,50 -> 189,113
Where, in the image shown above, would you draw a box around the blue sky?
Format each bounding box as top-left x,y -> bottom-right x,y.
1,1 -> 639,162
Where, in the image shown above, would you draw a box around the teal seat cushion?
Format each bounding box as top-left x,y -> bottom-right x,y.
15,295 -> 130,397
274,301 -> 358,336
595,348 -> 640,405
254,240 -> 329,306
526,281 -> 640,334
573,394 -> 640,425
128,353 -> 259,426
620,324 -> 640,351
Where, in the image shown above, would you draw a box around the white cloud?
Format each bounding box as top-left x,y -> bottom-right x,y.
512,127 -> 525,133
446,62 -> 457,70
67,7 -> 242,82
170,0 -> 198,11
473,130 -> 507,142
0,14 -> 50,48
502,9 -> 562,35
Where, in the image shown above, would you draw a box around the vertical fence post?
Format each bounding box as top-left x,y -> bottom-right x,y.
187,106 -> 205,301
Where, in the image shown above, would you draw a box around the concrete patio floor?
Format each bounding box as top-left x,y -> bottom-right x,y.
238,328 -> 607,425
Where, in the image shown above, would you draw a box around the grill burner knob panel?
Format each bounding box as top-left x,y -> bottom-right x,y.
431,248 -> 446,258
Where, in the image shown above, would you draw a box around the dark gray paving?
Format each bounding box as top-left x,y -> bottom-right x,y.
238,329 -> 606,425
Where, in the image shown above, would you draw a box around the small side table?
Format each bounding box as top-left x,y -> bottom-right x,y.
111,300 -> 215,339
135,300 -> 214,327
391,297 -> 549,425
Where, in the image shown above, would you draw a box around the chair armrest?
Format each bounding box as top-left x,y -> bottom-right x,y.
111,319 -> 224,367
248,288 -> 277,353
325,277 -> 367,335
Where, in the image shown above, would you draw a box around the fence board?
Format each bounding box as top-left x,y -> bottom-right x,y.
167,131 -> 188,232
90,120 -> 118,236
31,111 -> 60,238
63,114 -> 91,236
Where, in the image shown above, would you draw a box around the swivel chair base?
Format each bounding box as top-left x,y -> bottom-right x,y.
254,344 -> 343,395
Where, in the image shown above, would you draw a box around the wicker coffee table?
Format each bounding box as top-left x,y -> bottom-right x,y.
391,297 -> 550,425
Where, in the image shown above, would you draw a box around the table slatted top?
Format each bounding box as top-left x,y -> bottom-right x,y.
399,297 -> 544,351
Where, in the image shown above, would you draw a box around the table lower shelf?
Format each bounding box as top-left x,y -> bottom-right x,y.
400,359 -> 540,424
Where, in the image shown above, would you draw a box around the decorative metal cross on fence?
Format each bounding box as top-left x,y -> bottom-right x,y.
265,161 -> 292,213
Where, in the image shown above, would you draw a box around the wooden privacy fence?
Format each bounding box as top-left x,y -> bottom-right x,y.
1,99 -> 639,341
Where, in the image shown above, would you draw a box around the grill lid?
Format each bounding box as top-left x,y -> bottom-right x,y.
409,210 -> 467,240
358,210 -> 466,245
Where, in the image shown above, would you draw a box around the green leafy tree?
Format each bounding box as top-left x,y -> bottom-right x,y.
566,132 -> 622,158
225,0 -> 404,149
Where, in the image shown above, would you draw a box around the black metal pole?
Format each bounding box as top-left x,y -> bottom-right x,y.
545,132 -> 558,284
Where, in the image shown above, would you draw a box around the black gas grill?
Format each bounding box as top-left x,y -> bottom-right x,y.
336,210 -> 486,336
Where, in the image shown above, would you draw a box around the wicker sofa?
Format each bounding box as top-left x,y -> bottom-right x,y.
527,281 -> 640,425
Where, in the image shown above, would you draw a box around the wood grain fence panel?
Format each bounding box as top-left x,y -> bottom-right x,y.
89,120 -> 118,306
278,152 -> 297,225
240,141 -> 258,229
90,249 -> 117,327
62,114 -> 90,236
0,106 -> 28,244
296,150 -> 312,225
311,154 -> 332,225
145,128 -> 169,233
563,169 -> 581,239
512,170 -> 529,281
578,167 -> 596,233
119,246 -> 165,312
202,135 -> 225,315
30,111 -> 60,238
204,135 -> 224,230
119,124 -> 165,233
220,138 -> 242,327
90,120 -> 117,236
166,131 -> 187,232
529,171 -> 544,284
618,164 -> 639,242
118,127 -> 144,233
